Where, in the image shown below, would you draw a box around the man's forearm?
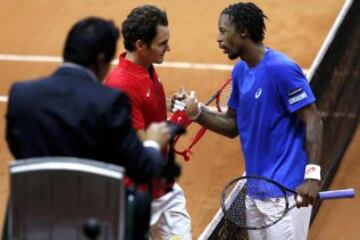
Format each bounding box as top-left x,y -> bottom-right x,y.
195,106 -> 238,138
297,104 -> 323,166
305,111 -> 323,166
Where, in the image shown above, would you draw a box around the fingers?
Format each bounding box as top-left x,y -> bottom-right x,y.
145,122 -> 171,148
183,91 -> 202,120
295,180 -> 320,208
295,193 -> 316,208
172,100 -> 186,112
185,91 -> 198,105
175,86 -> 187,100
171,88 -> 198,113
189,90 -> 195,98
148,122 -> 171,137
170,87 -> 202,120
295,194 -> 309,208
295,195 -> 303,207
170,87 -> 189,113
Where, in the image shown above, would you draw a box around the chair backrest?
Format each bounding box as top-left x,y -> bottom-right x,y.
8,157 -> 125,240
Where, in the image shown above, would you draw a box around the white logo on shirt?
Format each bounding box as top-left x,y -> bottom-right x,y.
289,92 -> 307,104
146,89 -> 151,98
255,88 -> 262,99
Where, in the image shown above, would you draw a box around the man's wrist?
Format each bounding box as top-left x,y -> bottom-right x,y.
304,164 -> 321,181
188,103 -> 203,121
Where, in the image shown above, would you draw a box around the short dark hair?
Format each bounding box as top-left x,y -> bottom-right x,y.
63,16 -> 120,67
122,5 -> 168,51
221,2 -> 267,42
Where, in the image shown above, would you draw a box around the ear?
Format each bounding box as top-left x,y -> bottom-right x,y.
240,29 -> 248,38
93,53 -> 110,82
135,39 -> 146,50
96,53 -> 107,68
97,53 -> 106,63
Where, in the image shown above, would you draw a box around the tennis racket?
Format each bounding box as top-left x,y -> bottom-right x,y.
221,175 -> 355,230
170,78 -> 232,161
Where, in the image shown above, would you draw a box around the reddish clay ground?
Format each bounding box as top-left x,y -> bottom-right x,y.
1,1 -> 358,239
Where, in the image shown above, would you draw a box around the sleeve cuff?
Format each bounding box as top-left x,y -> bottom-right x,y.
143,140 -> 161,151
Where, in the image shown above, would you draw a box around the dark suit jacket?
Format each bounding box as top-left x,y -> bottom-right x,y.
6,64 -> 163,183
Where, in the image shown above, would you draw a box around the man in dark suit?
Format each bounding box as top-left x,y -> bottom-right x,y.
6,16 -> 170,182
5,17 -> 171,239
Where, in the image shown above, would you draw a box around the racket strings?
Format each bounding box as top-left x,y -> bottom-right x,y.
224,221 -> 249,240
216,80 -> 232,111
225,185 -> 247,226
222,178 -> 288,230
221,180 -> 248,237
220,182 -> 248,239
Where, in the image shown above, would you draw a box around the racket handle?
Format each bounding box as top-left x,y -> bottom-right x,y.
318,188 -> 355,200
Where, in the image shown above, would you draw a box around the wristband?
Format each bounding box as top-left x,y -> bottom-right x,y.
304,164 -> 321,181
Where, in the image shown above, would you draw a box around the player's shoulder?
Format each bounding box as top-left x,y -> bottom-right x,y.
231,60 -> 247,77
106,67 -> 140,90
233,60 -> 246,69
266,49 -> 295,66
9,76 -> 51,96
264,49 -> 302,75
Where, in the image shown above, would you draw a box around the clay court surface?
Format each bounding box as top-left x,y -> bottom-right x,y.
0,0 -> 359,239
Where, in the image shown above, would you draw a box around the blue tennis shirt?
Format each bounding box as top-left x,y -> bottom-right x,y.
228,48 -> 315,190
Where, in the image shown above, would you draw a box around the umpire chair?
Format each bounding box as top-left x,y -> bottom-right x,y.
6,157 -> 126,240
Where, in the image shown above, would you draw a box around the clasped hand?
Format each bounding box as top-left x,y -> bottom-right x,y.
295,179 -> 320,208
170,87 -> 201,120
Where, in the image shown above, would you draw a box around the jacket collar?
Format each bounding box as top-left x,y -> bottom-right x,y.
54,62 -> 99,82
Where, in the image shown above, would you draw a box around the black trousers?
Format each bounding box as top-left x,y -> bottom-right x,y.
125,189 -> 152,240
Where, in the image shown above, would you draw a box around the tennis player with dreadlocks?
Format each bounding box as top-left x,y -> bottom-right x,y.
179,2 -> 323,239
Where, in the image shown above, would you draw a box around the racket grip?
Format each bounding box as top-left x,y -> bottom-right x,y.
318,188 -> 355,200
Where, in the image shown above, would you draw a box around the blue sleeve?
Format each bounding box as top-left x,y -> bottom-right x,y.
228,62 -> 242,110
275,62 -> 315,113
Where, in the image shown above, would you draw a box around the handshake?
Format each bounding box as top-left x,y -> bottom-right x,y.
144,88 -> 203,149
169,89 -> 203,121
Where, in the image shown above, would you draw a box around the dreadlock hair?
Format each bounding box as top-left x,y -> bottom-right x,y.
221,2 -> 268,43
